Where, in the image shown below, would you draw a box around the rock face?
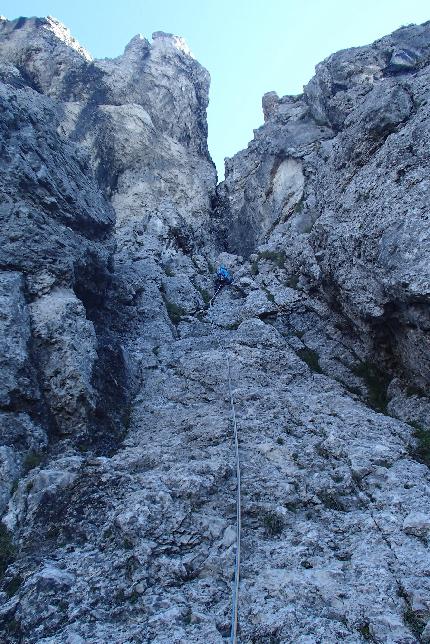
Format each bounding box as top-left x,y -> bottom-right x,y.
217,22 -> 430,390
0,13 -> 430,644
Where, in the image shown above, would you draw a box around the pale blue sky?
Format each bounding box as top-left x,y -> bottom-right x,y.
2,1 -> 429,178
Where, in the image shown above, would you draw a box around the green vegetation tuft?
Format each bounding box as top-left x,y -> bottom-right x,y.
318,491 -> 345,512
403,607 -> 425,638
163,265 -> 176,277
250,260 -> 259,276
129,590 -> 139,605
162,295 -> 186,325
182,606 -> 193,625
263,287 -> 275,303
257,250 -> 286,269
294,198 -> 304,214
0,524 -> 16,578
286,274 -> 299,289
358,622 -> 372,640
226,321 -> 241,331
5,574 -> 22,598
24,451 -> 43,472
352,361 -> 390,413
263,511 -> 284,536
103,527 -> 113,540
297,348 -> 322,374
410,422 -> 430,467
197,287 -> 211,305
123,538 -> 134,550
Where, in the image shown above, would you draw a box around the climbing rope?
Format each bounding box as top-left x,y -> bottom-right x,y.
209,282 -> 223,307
227,352 -> 241,644
207,284 -> 241,643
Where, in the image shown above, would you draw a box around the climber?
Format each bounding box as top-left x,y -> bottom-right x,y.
204,265 -> 233,308
191,266 -> 234,315
216,265 -> 233,286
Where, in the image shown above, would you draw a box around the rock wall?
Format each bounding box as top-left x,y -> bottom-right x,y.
216,22 -> 430,390
0,14 -> 430,644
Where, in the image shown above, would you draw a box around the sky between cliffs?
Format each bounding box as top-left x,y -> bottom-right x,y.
3,0 -> 429,179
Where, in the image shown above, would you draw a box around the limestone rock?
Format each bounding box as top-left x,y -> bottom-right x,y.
218,20 -> 430,389
403,512 -> 430,537
0,272 -> 37,407
0,13 -> 429,644
29,289 -> 97,438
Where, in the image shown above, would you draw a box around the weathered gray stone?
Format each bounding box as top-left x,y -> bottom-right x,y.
388,47 -> 422,71
29,289 -> 97,437
403,512 -> 430,537
218,21 -> 430,390
0,13 -> 429,644
0,271 -> 37,406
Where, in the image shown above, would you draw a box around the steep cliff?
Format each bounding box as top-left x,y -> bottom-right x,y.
216,22 -> 430,392
0,14 -> 430,644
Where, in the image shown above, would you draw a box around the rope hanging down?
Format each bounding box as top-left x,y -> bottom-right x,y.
227,353 -> 241,644
207,281 -> 241,643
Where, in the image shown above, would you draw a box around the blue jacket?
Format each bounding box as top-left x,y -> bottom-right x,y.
217,266 -> 233,284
